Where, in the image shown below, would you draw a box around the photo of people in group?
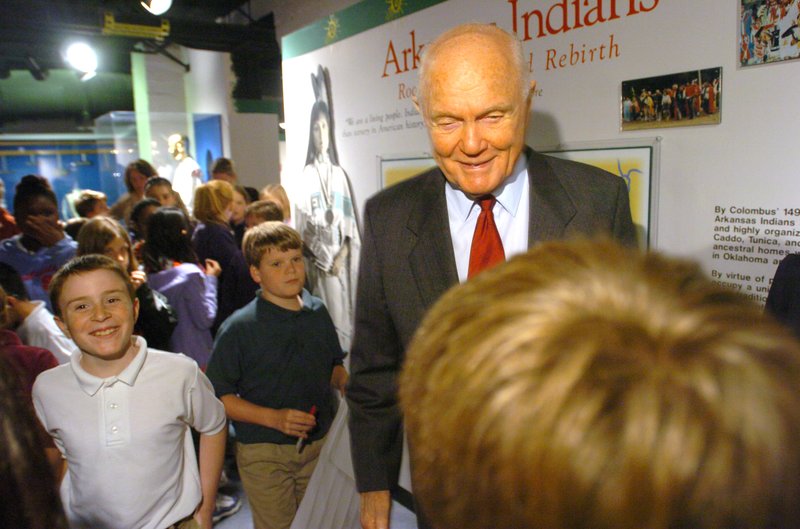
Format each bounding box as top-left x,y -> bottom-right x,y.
621,67 -> 722,131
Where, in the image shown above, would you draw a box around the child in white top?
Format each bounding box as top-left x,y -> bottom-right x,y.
33,254 -> 226,529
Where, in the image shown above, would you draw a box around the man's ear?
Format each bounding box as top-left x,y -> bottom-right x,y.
526,80 -> 537,109
54,315 -> 71,339
249,265 -> 261,285
412,95 -> 422,116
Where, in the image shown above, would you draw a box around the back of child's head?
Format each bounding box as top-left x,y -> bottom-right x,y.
142,207 -> 198,272
49,254 -> 134,318
13,175 -> 57,214
400,239 -> 800,529
129,198 -> 160,238
76,216 -> 136,274
64,217 -> 88,240
259,184 -> 291,221
0,263 -> 28,301
212,157 -> 236,180
194,180 -> 233,225
74,190 -> 107,218
245,200 -> 284,226
242,221 -> 302,268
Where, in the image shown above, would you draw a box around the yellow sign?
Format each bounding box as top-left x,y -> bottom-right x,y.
102,12 -> 170,41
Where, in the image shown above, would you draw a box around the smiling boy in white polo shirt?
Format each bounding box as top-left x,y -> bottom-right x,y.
33,254 -> 227,529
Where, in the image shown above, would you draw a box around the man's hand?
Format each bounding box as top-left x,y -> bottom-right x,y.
360,490 -> 391,529
273,409 -> 316,438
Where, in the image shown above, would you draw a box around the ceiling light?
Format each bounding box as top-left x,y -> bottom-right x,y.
65,42 -> 97,75
141,0 -> 172,16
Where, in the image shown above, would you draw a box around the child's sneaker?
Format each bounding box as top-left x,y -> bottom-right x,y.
212,493 -> 242,523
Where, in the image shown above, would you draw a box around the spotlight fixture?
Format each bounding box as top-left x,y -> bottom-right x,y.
140,0 -> 172,16
65,42 -> 97,81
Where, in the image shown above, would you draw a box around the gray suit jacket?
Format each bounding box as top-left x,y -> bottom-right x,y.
346,148 -> 636,492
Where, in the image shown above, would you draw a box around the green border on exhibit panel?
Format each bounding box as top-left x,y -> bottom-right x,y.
282,0 -> 447,59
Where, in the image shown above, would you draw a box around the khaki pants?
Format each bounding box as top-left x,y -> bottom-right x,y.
236,438 -> 325,529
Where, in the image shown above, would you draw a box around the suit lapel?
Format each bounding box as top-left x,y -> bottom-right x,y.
526,149 -> 577,246
406,169 -> 459,309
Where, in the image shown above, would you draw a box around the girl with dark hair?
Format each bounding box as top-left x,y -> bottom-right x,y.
0,175 -> 76,310
76,216 -> 177,351
145,207 -> 220,367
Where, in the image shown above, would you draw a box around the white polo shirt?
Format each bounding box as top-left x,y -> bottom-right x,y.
33,338 -> 226,529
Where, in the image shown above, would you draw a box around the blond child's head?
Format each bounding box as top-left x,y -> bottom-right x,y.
194,180 -> 233,225
400,239 -> 800,529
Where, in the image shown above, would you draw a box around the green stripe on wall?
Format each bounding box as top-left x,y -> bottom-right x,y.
235,98 -> 283,114
283,0 -> 447,59
131,52 -> 152,161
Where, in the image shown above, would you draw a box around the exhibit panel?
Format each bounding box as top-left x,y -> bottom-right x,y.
282,2 -> 800,527
282,0 -> 800,305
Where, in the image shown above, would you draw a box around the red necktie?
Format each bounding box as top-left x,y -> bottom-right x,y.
468,196 -> 505,278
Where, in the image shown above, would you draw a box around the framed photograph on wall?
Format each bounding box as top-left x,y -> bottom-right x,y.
621,68 -> 722,131
740,0 -> 800,67
378,153 -> 436,189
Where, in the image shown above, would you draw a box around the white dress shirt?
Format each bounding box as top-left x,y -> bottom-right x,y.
446,154 -> 530,282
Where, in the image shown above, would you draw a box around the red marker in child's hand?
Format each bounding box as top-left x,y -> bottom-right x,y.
296,405 -> 318,453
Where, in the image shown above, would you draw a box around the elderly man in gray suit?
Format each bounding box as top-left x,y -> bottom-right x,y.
347,23 -> 637,529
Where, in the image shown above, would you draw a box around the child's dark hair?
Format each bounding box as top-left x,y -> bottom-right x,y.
143,177 -> 172,195
142,207 -> 199,273
129,198 -> 160,236
242,221 -> 302,268
64,217 -> 88,240
13,175 -> 57,213
0,262 -> 28,300
49,255 -> 135,318
76,216 -> 137,274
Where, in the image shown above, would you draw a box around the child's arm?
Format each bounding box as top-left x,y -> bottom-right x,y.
220,394 -> 317,438
331,364 -> 348,396
194,427 -> 226,529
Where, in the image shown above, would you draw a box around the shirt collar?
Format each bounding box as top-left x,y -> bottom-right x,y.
445,152 -> 528,222
256,288 -> 317,314
70,336 -> 148,396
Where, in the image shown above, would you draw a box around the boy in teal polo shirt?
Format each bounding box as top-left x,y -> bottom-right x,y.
206,222 -> 347,529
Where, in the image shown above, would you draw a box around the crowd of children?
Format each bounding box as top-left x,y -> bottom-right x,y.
0,157 -> 344,529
